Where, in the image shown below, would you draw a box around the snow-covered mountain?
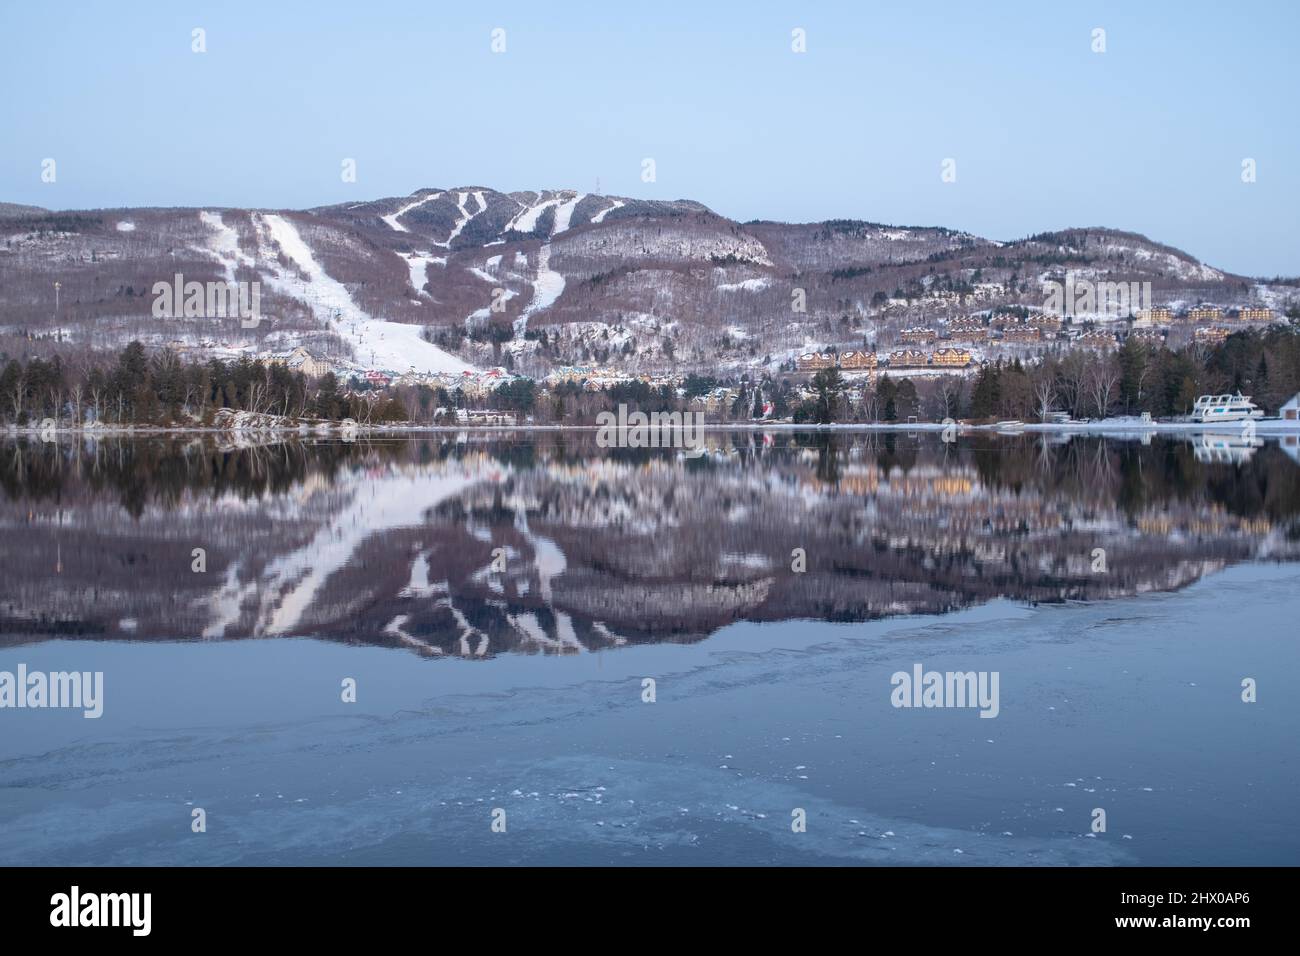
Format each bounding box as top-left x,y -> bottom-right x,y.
0,188 -> 1289,375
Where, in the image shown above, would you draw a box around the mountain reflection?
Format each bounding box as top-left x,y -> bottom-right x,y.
3,432 -> 1300,656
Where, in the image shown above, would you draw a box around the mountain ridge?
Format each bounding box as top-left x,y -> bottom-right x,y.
1,186 -> 1292,377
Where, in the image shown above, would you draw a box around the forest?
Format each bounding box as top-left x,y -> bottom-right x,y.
2,325 -> 1299,427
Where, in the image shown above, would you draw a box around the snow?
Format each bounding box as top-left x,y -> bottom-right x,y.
115,221 -> 135,232
344,317 -> 477,375
718,278 -> 770,293
198,210 -> 255,283
401,252 -> 446,296
591,198 -> 624,224
506,195 -> 564,233
467,289 -> 518,327
518,244 -> 565,325
434,190 -> 487,248
257,213 -> 474,374
550,193 -> 587,235
382,191 -> 443,232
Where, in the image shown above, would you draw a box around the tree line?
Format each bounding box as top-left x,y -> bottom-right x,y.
3,326 -> 1299,428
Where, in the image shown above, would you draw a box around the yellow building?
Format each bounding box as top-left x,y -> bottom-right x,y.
1189,306 -> 1223,324
932,347 -> 972,367
946,321 -> 988,342
1238,307 -> 1273,323
797,352 -> 836,371
267,346 -> 332,378
888,348 -> 929,367
900,327 -> 937,345
1138,306 -> 1175,325
840,350 -> 878,370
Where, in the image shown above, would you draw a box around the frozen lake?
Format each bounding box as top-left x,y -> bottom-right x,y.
1,432 -> 1297,865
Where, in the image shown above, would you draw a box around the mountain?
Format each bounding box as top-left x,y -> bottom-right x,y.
0,188 -> 1294,376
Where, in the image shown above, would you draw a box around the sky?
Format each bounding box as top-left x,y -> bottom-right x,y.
2,0 -> 1297,276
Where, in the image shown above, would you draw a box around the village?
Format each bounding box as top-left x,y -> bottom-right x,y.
177,300 -> 1286,426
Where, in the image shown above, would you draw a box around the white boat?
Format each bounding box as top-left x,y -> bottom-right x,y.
1190,393 -> 1264,423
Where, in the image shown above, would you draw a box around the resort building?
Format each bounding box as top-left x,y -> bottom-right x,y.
946,320 -> 988,342
887,348 -> 929,368
1076,330 -> 1118,349
1002,327 -> 1042,344
267,346 -> 332,378
1188,305 -> 1223,324
797,352 -> 836,371
932,347 -> 973,367
839,350 -> 878,370
1137,306 -> 1175,325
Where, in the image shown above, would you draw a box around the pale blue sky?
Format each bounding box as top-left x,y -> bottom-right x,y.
2,0 -> 1296,275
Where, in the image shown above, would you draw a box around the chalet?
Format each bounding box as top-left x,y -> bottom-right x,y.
1076,330 -> 1118,349
1137,306 -> 1175,325
1188,305 -> 1223,324
1281,393 -> 1300,421
267,346 -> 332,378
932,347 -> 972,367
900,327 -> 937,345
887,348 -> 929,368
1002,327 -> 1041,344
1194,326 -> 1230,344
946,320 -> 988,342
1238,307 -> 1274,323
797,352 -> 836,371
840,350 -> 877,370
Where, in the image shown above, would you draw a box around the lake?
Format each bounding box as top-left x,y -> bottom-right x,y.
1,431 -> 1298,865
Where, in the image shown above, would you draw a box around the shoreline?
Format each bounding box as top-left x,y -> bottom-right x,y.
6,419 -> 1300,437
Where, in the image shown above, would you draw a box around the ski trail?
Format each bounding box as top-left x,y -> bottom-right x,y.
434,190 -> 487,249
506,194 -> 563,233
197,211 -> 256,282
591,198 -> 625,224
256,213 -> 474,373
382,191 -> 444,232
401,252 -> 446,297
550,192 -> 587,235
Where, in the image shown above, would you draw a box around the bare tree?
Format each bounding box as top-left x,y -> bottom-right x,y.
1033,376 -> 1058,423
1086,358 -> 1120,419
